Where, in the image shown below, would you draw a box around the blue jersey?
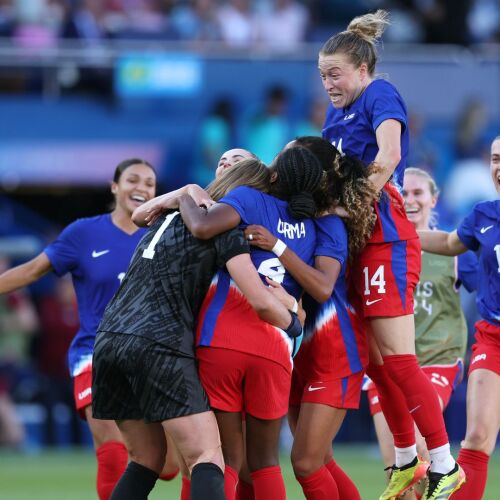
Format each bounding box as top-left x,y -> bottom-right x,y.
44,214 -> 146,375
195,186 -> 317,370
322,79 -> 409,188
300,216 -> 368,377
220,186 -> 317,298
457,200 -> 500,325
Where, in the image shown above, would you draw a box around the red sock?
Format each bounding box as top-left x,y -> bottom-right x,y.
382,355 -> 448,450
296,466 -> 339,500
366,363 -> 416,448
451,448 -> 489,499
236,478 -> 255,500
225,465 -> 238,500
325,459 -> 361,500
250,466 -> 286,500
159,467 -> 179,481
180,476 -> 191,500
95,441 -> 128,500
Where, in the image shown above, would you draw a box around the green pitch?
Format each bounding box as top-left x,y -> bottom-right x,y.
1,445 -> 498,499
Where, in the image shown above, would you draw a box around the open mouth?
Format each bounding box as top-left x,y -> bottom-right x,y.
130,194 -> 146,203
405,206 -> 419,214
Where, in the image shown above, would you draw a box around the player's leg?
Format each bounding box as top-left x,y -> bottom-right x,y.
236,419 -> 255,500
111,419 -> 166,500
214,410 -> 245,500
163,410 -> 225,500
84,408 -> 128,500
246,414 -> 286,500
159,431 -> 180,481
451,368 -> 500,500
291,403 -> 344,499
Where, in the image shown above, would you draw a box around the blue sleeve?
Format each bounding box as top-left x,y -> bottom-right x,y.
457,251 -> 478,293
367,81 -> 408,133
44,220 -> 82,276
457,209 -> 480,251
219,186 -> 255,225
314,215 -> 348,266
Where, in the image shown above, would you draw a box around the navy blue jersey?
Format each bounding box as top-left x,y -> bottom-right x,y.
44,214 -> 146,376
457,200 -> 500,325
322,79 -> 409,188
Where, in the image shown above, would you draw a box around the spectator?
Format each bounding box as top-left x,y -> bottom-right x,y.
217,0 -> 257,48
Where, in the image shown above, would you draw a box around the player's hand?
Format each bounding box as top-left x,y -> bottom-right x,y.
318,205 -> 350,218
186,184 -> 215,209
244,225 -> 277,250
265,277 -> 295,309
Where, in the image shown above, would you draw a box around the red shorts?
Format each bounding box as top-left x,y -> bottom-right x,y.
350,237 -> 421,318
73,366 -> 92,419
468,320 -> 500,376
365,359 -> 464,416
197,347 -> 291,420
289,369 -> 365,409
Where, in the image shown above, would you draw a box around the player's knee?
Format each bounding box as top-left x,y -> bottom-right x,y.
290,449 -> 322,477
247,448 -> 279,472
187,445 -> 224,471
463,425 -> 495,454
128,441 -> 167,473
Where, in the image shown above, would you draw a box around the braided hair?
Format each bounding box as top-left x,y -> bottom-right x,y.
270,147 -> 323,219
290,136 -> 379,258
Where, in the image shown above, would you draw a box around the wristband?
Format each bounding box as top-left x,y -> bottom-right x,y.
272,239 -> 287,257
291,299 -> 298,314
284,311 -> 303,339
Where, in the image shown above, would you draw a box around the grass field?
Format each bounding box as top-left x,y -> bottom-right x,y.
1,445 -> 499,499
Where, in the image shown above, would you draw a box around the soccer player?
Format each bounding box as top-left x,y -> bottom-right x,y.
318,10 -> 464,498
243,136 -> 379,499
91,158 -> 302,500
0,159 -> 182,499
364,168 -> 477,497
418,135 -> 499,500
179,147 -> 324,500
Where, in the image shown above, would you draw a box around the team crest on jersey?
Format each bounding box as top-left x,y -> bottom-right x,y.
344,112 -> 356,121
277,218 -> 306,239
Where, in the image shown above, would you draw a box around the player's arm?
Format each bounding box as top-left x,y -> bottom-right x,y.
0,253 -> 53,294
418,229 -> 468,256
369,119 -> 402,193
132,185 -> 214,227
244,224 -> 339,303
226,254 -> 302,334
179,194 -> 241,240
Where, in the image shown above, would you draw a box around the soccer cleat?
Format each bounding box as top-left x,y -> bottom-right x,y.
379,456 -> 430,500
424,463 -> 466,499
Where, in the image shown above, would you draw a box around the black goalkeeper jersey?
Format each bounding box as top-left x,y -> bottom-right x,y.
97,211 -> 249,358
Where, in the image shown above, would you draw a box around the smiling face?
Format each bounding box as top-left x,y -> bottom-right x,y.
215,148 -> 255,178
402,173 -> 437,230
112,163 -> 156,216
318,52 -> 371,109
491,137 -> 500,194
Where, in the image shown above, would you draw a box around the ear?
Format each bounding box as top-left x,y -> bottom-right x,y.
430,195 -> 438,209
270,171 -> 278,183
358,63 -> 369,80
111,182 -> 118,195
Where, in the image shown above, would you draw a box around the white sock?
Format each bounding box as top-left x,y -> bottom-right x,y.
429,443 -> 455,474
395,444 -> 417,468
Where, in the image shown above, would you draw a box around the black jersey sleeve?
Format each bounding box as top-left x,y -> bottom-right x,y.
213,227 -> 250,267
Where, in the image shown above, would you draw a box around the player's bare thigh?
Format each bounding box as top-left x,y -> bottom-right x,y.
163,410 -> 224,472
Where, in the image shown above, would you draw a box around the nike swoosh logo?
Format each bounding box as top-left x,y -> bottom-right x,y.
365,298 -> 382,306
92,250 -> 110,258
409,404 -> 421,413
480,225 -> 493,234
307,386 -> 326,392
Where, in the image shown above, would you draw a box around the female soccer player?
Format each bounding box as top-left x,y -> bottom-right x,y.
0,159 -> 182,499
92,158 -> 303,500
178,147 -> 324,500
243,136 -> 379,500
364,168 -> 477,497
418,135 -> 499,500
318,10 -> 464,499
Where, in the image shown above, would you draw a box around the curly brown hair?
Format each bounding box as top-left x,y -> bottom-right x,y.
292,136 -> 379,258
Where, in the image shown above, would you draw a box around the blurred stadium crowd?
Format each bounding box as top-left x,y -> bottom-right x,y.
0,0 -> 498,48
